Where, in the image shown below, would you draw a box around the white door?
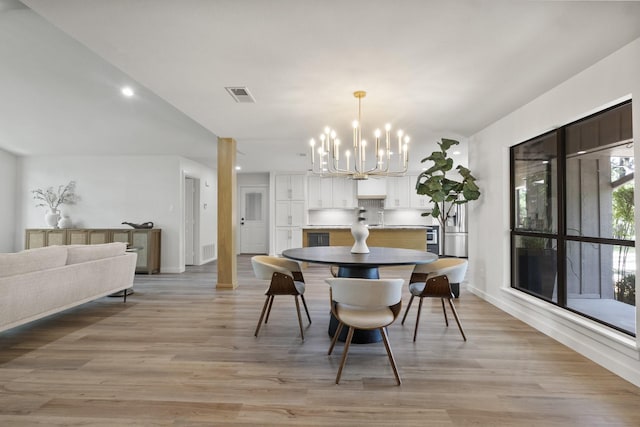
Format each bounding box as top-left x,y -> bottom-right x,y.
185,177 -> 195,265
240,186 -> 268,254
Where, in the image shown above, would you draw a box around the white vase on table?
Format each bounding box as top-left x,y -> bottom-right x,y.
58,214 -> 72,229
45,209 -> 60,228
350,221 -> 370,254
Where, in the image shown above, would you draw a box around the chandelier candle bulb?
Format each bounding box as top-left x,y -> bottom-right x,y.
361,140 -> 366,167
385,124 -> 391,159
374,129 -> 381,162
404,136 -> 410,166
397,130 -> 403,165
352,121 -> 358,150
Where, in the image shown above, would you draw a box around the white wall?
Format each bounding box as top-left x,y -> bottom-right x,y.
238,173 -> 269,187
17,155 -> 215,273
180,158 -> 217,266
468,37 -> 640,386
0,148 -> 17,252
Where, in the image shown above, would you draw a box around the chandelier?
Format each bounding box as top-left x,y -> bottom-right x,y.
309,91 -> 410,180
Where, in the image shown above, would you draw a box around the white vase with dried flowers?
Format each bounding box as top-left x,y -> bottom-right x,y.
32,181 -> 79,228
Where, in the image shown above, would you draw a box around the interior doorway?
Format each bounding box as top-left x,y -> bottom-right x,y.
184,176 -> 199,265
239,186 -> 267,254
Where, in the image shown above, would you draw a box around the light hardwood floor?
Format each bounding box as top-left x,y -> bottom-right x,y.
1,255 -> 639,426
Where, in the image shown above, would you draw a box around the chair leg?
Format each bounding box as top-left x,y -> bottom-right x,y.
380,326 -> 401,386
254,296 -> 271,337
336,326 -> 354,384
294,296 -> 304,341
448,299 -> 467,341
441,298 -> 449,326
328,322 -> 344,355
264,295 -> 275,324
413,297 -> 424,342
401,295 -> 414,325
300,294 -> 312,324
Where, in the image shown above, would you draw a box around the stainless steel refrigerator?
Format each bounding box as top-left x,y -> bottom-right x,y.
443,201 -> 468,257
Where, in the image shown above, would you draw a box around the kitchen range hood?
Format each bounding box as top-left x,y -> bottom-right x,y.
356,179 -> 386,199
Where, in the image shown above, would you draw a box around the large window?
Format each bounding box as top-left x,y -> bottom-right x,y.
511,101 -> 635,335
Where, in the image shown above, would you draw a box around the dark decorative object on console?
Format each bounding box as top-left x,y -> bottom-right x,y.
122,221 -> 154,229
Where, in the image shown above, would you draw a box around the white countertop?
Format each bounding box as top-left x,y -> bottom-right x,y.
303,225 -> 427,230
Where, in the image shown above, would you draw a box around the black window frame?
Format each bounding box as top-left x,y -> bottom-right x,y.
510,100 -> 635,336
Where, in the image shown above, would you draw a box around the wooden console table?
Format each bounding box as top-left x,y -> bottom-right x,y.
25,228 -> 161,274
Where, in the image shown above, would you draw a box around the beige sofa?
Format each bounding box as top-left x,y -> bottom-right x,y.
0,242 -> 137,333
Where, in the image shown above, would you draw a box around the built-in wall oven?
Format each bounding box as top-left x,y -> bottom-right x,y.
426,225 -> 439,255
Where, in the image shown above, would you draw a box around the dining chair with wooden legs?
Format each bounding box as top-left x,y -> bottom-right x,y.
408,257 -> 468,298
251,256 -> 312,341
401,274 -> 466,342
326,277 -> 405,385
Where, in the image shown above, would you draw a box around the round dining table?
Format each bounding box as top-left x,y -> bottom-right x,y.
282,246 -> 438,343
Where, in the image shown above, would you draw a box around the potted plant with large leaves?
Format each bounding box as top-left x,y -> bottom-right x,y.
415,138 -> 481,256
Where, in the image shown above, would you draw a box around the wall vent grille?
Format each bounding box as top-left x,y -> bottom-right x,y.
202,244 -> 215,260
225,86 -> 256,103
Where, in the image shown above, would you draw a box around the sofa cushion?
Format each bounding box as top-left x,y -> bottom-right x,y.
66,242 -> 127,265
0,246 -> 68,278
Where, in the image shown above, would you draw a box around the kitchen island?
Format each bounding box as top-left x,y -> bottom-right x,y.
302,226 -> 426,251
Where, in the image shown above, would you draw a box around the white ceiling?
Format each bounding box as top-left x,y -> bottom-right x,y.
2,0 -> 640,173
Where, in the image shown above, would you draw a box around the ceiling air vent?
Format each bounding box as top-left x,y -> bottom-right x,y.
225,86 -> 255,103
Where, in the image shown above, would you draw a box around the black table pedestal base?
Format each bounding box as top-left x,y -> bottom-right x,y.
337,266 -> 379,279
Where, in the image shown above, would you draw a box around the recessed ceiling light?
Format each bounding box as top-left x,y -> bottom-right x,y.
452,151 -> 461,155
121,86 -> 134,97
235,166 -> 241,171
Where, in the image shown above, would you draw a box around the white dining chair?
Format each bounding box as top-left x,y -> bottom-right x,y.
409,257 -> 468,298
251,256 -> 311,341
325,277 -> 405,385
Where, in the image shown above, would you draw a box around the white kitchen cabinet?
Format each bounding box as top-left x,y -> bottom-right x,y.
409,174 -> 431,209
275,174 -> 305,200
307,176 -> 355,209
307,176 -> 333,209
275,200 -> 305,226
332,177 -> 356,209
385,176 -> 410,209
275,227 -> 302,254
274,174 -> 305,254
